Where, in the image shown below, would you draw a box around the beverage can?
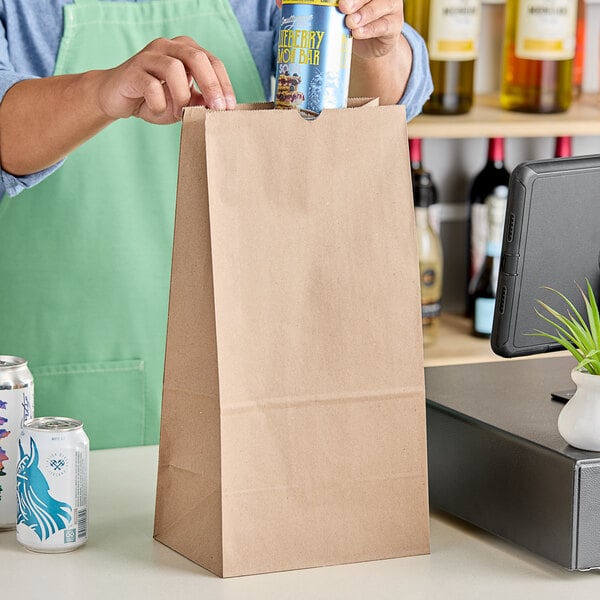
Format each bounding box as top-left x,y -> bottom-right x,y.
0,356 -> 34,530
17,416 -> 89,552
275,0 -> 352,117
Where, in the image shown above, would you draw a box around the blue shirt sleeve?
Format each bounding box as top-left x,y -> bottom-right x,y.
400,23 -> 433,121
1,157 -> 66,198
0,7 -> 64,199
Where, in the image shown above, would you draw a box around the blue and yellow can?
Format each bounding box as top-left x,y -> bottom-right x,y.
275,0 -> 353,117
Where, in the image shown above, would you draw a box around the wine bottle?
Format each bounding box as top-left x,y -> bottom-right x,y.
500,0 -> 578,113
466,138 -> 510,317
404,0 -> 482,115
410,138 -> 444,346
470,186 -> 508,338
572,0 -> 585,100
554,135 -> 572,158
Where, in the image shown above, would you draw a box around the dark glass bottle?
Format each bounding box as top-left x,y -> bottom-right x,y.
409,139 -> 443,346
470,186 -> 508,337
466,138 -> 510,317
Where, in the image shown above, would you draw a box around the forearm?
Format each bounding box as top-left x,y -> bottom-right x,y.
0,71 -> 114,176
0,37 -> 236,178
348,33 -> 413,105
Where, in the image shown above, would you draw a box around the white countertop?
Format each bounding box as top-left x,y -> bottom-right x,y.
2,445 -> 599,599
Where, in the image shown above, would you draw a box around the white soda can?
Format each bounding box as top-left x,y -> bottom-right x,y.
0,356 -> 34,530
17,417 -> 89,552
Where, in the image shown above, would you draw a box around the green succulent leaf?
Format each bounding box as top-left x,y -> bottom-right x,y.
584,280 -> 600,345
530,279 -> 600,374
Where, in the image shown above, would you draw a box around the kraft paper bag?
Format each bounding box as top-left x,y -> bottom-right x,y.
153,100 -> 430,578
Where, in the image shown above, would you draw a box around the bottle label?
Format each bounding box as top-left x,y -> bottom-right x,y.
470,203 -> 487,279
428,0 -> 481,61
516,0 -> 577,60
428,203 -> 442,236
488,194 -> 508,249
422,301 -> 442,324
474,297 -> 495,335
420,262 -> 442,326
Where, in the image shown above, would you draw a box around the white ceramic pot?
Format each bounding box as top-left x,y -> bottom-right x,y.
558,368 -> 600,451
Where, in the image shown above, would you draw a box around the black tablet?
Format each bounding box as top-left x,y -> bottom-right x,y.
491,154 -> 600,358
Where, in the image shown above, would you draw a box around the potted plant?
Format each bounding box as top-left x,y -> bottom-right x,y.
532,279 -> 600,451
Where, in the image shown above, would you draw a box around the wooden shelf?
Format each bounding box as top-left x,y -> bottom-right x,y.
408,94 -> 600,140
424,313 -> 497,367
423,313 -> 569,367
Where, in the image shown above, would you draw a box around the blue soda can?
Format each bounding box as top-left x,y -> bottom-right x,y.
275,0 -> 353,117
16,417 -> 89,553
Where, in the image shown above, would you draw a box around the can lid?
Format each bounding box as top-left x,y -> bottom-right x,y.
24,416 -> 83,432
0,355 -> 27,368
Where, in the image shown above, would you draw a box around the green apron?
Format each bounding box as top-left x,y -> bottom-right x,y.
0,0 -> 266,449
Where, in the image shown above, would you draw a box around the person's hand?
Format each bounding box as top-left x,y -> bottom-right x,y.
274,0 -> 405,62
95,36 -> 236,124
338,0 -> 404,60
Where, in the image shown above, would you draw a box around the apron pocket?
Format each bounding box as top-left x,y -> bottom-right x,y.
30,359 -> 145,450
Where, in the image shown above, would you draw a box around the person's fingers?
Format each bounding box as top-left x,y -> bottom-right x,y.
340,0 -> 403,39
338,0 -> 367,13
139,75 -> 169,116
129,37 -> 235,112
188,86 -> 209,108
114,65 -> 168,117
205,51 -> 237,109
143,53 -> 192,118
98,36 -> 238,123
169,36 -> 236,109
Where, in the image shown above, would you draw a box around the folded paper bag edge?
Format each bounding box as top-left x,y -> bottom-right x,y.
182,96 -> 383,120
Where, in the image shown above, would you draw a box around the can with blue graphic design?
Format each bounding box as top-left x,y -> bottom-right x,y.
275,0 -> 353,118
0,356 -> 34,530
16,417 -> 89,552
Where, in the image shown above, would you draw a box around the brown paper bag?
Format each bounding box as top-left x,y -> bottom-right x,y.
153,100 -> 430,578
